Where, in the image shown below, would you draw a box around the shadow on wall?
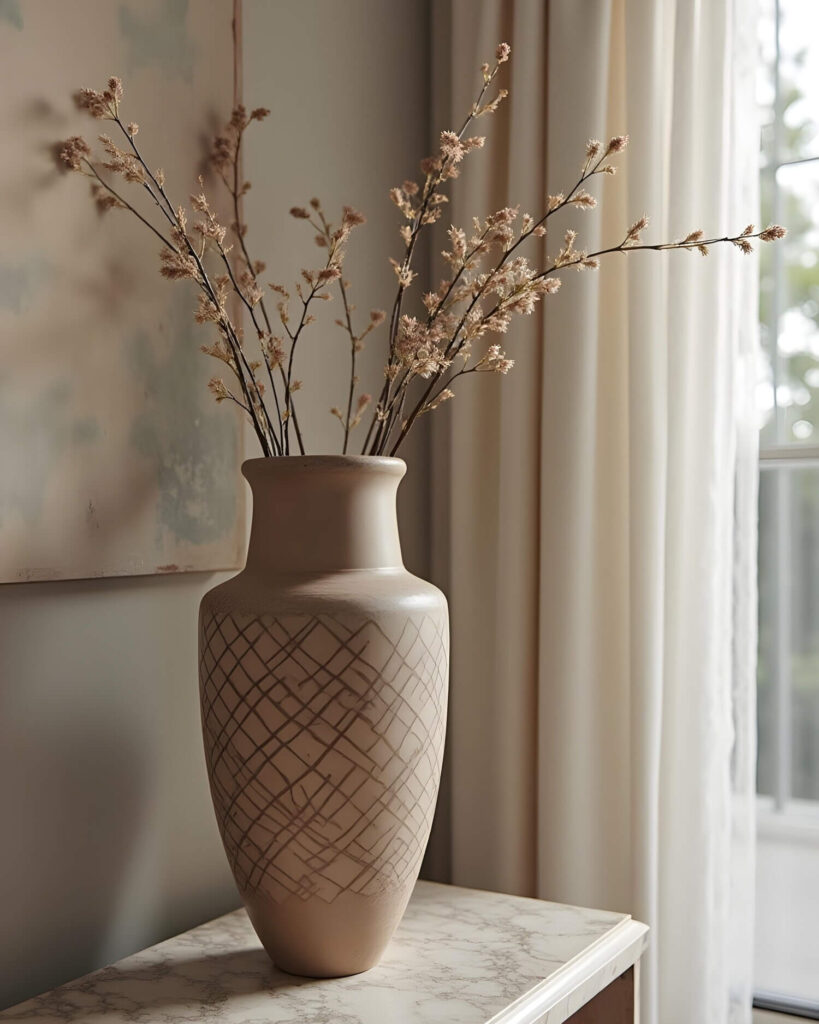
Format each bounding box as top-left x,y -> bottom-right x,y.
0,571 -> 241,1010
0,710 -> 146,1007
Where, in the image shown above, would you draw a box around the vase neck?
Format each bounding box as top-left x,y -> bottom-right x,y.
242,457 -> 405,574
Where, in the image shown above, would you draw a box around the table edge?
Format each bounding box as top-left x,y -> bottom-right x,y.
486,917 -> 649,1024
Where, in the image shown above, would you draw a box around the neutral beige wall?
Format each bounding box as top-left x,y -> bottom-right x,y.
0,0 -> 431,1008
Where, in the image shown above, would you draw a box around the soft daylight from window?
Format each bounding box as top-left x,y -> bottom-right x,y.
754,0 -> 819,1010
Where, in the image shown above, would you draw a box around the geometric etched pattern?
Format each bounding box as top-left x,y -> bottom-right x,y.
199,609 -> 448,905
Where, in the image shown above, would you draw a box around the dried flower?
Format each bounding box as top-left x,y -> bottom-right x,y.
59,136 -> 91,171
349,392 -> 372,428
606,134 -> 629,154
98,133 -> 145,183
389,258 -> 417,288
195,294 -> 223,324
626,216 -> 649,244
570,190 -> 597,210
342,206 -> 366,227
440,131 -> 465,163
159,249 -> 198,281
208,377 -> 230,403
476,344 -> 514,374
75,88 -> 113,119
424,388 -> 455,412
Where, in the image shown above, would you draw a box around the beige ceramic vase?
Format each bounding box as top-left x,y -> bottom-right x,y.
198,455 -> 449,977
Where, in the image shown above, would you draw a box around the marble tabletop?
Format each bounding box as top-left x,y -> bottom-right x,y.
1,881 -> 648,1024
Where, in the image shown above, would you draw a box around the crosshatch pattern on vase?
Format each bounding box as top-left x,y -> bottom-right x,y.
199,609 -> 448,905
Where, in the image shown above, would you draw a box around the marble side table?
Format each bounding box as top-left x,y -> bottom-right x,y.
1,881 -> 648,1023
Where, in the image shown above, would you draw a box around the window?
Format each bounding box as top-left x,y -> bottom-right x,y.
755,0 -> 819,1011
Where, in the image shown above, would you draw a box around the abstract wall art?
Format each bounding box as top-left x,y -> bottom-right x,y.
0,0 -> 245,582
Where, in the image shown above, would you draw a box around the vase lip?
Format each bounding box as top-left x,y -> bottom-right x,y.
241,454 -> 406,480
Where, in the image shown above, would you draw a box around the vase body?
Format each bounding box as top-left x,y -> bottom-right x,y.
198,456 -> 449,977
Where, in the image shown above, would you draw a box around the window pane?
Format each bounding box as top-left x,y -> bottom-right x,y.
778,1 -> 819,162
775,163 -> 819,445
755,798 -> 819,1003
757,0 -> 819,449
758,464 -> 819,801
759,160 -> 819,447
760,0 -> 819,168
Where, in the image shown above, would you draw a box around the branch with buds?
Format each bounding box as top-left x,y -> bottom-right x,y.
58,46 -> 785,459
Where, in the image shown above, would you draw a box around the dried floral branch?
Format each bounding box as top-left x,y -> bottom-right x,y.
58,52 -> 785,462
108,113 -> 281,453
367,72 -> 622,455
64,80 -> 279,455
304,200 -> 381,451
211,105 -> 306,454
364,42 -> 511,455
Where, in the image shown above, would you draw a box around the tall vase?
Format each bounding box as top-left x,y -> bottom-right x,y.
198,456 -> 449,977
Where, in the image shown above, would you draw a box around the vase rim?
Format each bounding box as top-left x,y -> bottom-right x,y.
242,454 -> 406,478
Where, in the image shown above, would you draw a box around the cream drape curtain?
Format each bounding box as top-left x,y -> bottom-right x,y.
429,2 -> 760,1022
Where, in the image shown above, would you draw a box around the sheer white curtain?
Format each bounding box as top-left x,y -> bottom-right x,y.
430,2 -> 760,1022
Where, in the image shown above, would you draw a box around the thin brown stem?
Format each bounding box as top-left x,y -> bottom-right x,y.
536,229 -> 766,279
109,113 -> 278,452
337,279 -> 358,454
83,163 -> 176,251
223,123 -> 305,454
365,58 -> 510,454
382,170 -> 609,453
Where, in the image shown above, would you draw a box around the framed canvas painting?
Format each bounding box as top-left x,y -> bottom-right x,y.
0,0 -> 245,582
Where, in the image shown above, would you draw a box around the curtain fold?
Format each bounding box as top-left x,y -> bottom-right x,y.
431,2 -> 760,1022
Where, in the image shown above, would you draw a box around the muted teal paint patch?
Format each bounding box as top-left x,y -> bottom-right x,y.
0,376 -> 74,526
48,379 -> 71,406
0,0 -> 23,30
128,292 -> 238,547
118,0 -> 195,82
71,417 -> 100,445
0,257 -> 52,314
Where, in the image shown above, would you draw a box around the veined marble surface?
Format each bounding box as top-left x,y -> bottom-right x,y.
1,881 -> 648,1024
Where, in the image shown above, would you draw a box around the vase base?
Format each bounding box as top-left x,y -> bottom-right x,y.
243,886 -> 413,978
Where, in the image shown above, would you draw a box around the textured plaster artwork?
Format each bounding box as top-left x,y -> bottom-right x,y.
128,294 -> 238,548
119,0 -> 196,83
0,0 -> 244,582
0,0 -> 22,31
0,257 -> 52,315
